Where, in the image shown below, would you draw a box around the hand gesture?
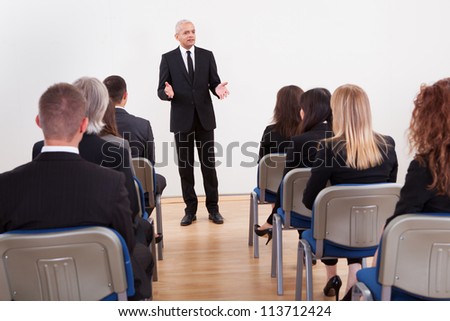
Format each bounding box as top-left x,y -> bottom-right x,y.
215,82 -> 230,100
164,82 -> 174,99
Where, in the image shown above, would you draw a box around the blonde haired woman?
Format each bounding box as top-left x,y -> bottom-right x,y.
302,84 -> 398,300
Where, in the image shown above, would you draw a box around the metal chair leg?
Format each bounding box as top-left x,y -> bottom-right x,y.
155,194 -> 163,261
353,282 -> 373,301
295,240 -> 304,300
148,217 -> 158,282
271,217 -> 277,278
303,240 -> 314,300
251,192 -> 260,258
248,193 -> 254,246
274,215 -> 284,295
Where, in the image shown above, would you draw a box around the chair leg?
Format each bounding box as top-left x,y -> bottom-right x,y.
353,282 -> 373,301
274,215 -> 284,295
295,240 -> 304,300
248,193 -> 254,246
148,217 -> 158,282
271,217 -> 277,278
296,239 -> 314,300
251,192 -> 260,258
302,239 -> 314,300
151,238 -> 158,281
155,194 -> 163,261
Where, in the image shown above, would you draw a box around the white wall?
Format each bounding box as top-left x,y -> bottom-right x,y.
1,0 -> 449,197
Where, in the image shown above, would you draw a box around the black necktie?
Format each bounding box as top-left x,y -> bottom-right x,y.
187,50 -> 194,82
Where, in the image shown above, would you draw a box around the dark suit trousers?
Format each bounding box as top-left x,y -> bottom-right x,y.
174,112 -> 219,215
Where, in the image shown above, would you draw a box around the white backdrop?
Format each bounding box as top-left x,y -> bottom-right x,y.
1,0 -> 449,197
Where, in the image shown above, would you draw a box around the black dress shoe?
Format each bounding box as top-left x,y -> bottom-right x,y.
180,214 -> 196,226
323,275 -> 342,301
254,224 -> 273,245
208,212 -> 224,224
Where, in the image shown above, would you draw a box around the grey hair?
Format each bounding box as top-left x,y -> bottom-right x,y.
72,77 -> 109,134
175,19 -> 193,34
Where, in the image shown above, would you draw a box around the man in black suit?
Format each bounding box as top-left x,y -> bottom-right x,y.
103,75 -> 166,197
0,83 -> 153,300
33,132 -> 140,217
158,19 -> 229,226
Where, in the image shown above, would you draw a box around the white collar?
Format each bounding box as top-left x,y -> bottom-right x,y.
41,146 -> 79,154
179,46 -> 195,55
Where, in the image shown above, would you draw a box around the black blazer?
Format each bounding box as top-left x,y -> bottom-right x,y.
258,124 -> 292,161
0,152 -> 135,251
303,135 -> 398,209
386,159 -> 450,225
285,122 -> 331,171
33,134 -> 139,218
158,46 -> 221,133
115,108 -> 155,163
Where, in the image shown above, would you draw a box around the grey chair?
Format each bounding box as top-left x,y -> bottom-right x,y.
132,157 -> 163,261
134,179 -> 158,281
271,168 -> 312,295
0,227 -> 133,301
248,153 -> 286,258
295,183 -> 402,300
354,213 -> 450,301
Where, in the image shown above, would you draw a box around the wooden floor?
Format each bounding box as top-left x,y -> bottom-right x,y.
153,195 -> 353,301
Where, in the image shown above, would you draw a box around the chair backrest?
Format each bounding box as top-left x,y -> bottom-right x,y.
0,226 -> 133,301
132,157 -> 156,208
378,213 -> 450,300
258,153 -> 286,201
312,183 -> 402,256
280,168 -> 312,226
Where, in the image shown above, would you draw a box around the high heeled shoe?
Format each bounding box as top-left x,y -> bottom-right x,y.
254,224 -> 273,245
323,275 -> 342,301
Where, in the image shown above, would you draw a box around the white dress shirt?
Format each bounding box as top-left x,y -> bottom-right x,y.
179,46 -> 195,72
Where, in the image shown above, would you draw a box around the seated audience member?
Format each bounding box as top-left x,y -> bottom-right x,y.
100,99 -> 135,175
32,77 -> 154,299
33,77 -> 139,219
100,99 -> 162,242
386,77 -> 450,222
103,75 -> 167,198
258,85 -> 304,160
0,83 -> 152,300
302,84 -> 398,301
255,88 -> 332,241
